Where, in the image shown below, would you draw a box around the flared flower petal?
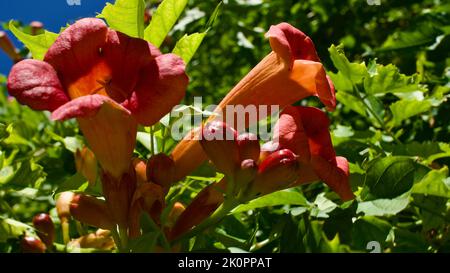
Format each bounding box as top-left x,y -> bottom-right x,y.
171,22 -> 334,181
7,59 -> 69,111
273,106 -> 354,200
44,18 -> 110,99
52,95 -> 137,179
124,54 -> 189,126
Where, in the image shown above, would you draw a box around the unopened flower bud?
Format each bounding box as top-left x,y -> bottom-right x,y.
30,21 -> 44,35
235,159 -> 257,191
259,141 -> 280,162
133,158 -> 148,186
70,194 -> 115,230
200,121 -> 239,177
146,153 -> 175,191
21,236 -> 46,253
252,149 -> 299,196
56,191 -> 75,220
0,31 -> 21,62
75,146 -> 98,186
166,202 -> 186,229
68,229 -> 115,250
32,213 -> 55,248
237,133 -> 260,162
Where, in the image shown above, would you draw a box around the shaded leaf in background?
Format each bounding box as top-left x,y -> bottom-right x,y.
362,157 -> 422,200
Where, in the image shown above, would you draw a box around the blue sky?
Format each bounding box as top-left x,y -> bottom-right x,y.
0,0 -> 110,75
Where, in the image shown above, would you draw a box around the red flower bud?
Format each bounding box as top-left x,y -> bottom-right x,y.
235,159 -> 257,191
32,213 -> 55,248
237,133 -> 260,162
70,194 -> 115,230
200,121 -> 239,177
259,141 -> 280,162
21,236 -> 46,253
0,31 -> 21,62
251,149 -> 299,195
146,153 -> 175,191
30,21 -> 44,35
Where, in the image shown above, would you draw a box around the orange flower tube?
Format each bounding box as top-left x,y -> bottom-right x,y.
171,22 -> 335,181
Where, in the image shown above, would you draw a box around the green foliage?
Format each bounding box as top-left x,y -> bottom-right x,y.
144,0 -> 189,47
9,22 -> 58,60
98,0 -> 146,38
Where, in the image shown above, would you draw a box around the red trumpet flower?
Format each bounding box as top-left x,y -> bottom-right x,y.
7,18 -> 188,180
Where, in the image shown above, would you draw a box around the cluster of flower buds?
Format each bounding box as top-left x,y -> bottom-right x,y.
200,121 -> 300,198
21,213 -> 55,253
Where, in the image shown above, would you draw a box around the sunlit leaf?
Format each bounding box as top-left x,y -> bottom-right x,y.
390,99 -> 432,127
9,21 -> 58,60
232,190 -> 309,214
412,167 -> 450,198
98,0 -> 145,38
144,0 -> 189,47
172,32 -> 207,64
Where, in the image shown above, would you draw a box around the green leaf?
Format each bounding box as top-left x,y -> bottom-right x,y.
357,192 -> 411,216
129,232 -> 159,253
364,63 -> 425,95
0,217 -> 33,243
390,99 -> 432,127
328,44 -> 368,84
412,167 -> 450,198
232,190 -> 309,214
335,91 -> 367,117
309,193 -> 338,218
144,0 -> 189,47
55,172 -> 88,194
363,157 -> 420,200
9,21 -> 58,60
2,161 -> 46,189
379,22 -> 444,51
172,32 -> 207,64
98,0 -> 145,38
352,216 -> 391,250
363,94 -> 385,127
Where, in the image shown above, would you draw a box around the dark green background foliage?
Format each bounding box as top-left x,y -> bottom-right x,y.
0,0 -> 449,253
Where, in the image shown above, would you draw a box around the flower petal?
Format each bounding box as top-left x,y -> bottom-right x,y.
311,155 -> 354,201
274,106 -> 353,200
102,29 -> 161,103
52,95 -> 137,179
266,22 -> 320,66
7,59 -> 69,111
124,53 -> 188,126
44,18 -> 109,99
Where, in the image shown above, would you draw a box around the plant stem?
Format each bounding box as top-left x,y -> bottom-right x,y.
149,126 -> 155,157
353,85 -> 401,144
118,226 -> 129,253
61,218 -> 70,245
